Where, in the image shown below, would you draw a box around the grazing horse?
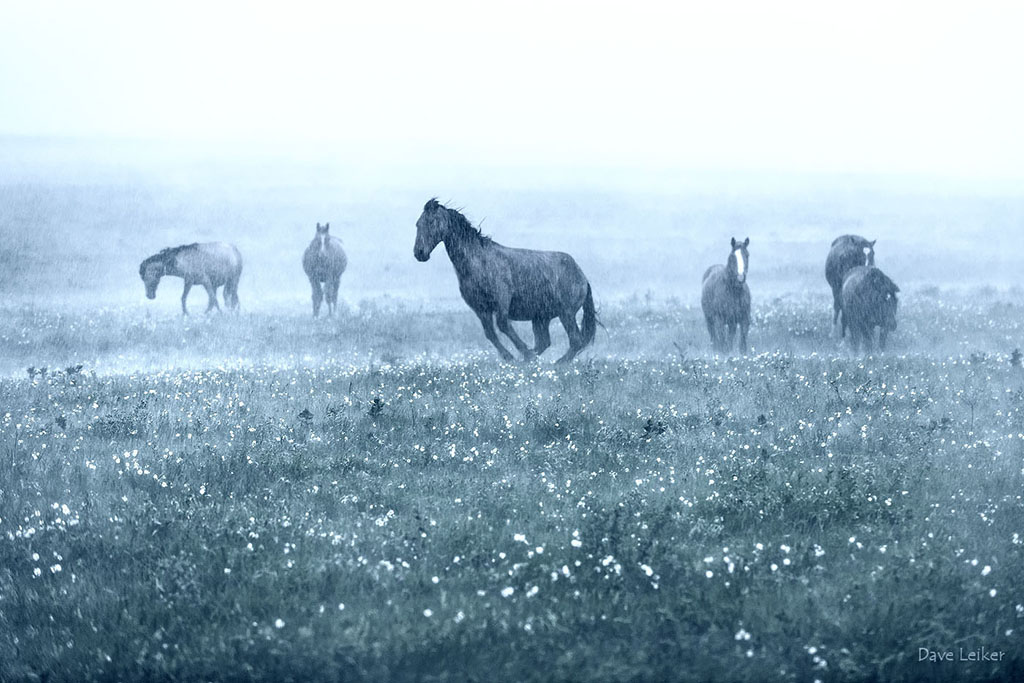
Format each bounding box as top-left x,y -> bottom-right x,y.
841,265 -> 899,352
414,198 -> 596,363
139,242 -> 242,315
826,234 -> 875,334
302,222 -> 348,317
701,237 -> 751,353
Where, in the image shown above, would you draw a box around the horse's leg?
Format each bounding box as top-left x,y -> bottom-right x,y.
532,318 -> 552,356
862,324 -> 875,353
726,323 -> 737,352
879,327 -> 889,351
495,312 -> 535,361
226,277 -> 240,310
857,324 -> 868,352
704,315 -> 717,351
556,311 -> 583,363
476,311 -> 515,362
326,274 -> 341,316
203,282 -> 219,312
832,288 -> 842,333
739,319 -> 749,354
310,279 -> 323,317
180,282 -> 192,316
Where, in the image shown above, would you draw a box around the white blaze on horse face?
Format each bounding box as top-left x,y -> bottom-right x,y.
319,234 -> 327,254
734,249 -> 745,278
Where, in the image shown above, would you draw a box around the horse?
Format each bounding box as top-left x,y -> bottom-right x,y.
701,237 -> 751,353
840,265 -> 899,352
825,234 -> 875,334
139,242 -> 242,315
414,198 -> 596,363
302,222 -> 348,317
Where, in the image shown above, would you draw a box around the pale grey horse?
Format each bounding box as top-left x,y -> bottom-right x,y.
139,242 -> 242,314
701,237 -> 751,353
302,222 -> 348,317
826,234 -> 876,334
414,199 -> 596,363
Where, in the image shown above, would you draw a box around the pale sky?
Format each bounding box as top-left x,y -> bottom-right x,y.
2,1 -> 1023,179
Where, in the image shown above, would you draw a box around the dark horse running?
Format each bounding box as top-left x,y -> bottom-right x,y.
414,199 -> 596,362
139,242 -> 243,314
825,234 -> 875,334
302,222 -> 348,317
701,237 -> 751,353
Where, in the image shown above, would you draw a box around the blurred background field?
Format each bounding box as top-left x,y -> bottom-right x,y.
2,137 -> 1023,377
1,291 -> 1022,379
3,136 -> 1023,314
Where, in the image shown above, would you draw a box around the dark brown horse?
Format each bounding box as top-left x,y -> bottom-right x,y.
139,242 -> 242,314
302,222 -> 348,317
841,265 -> 899,352
701,237 -> 751,353
826,234 -> 875,334
414,199 -> 596,362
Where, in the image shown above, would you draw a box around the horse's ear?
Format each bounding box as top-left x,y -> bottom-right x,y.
870,239 -> 877,247
325,223 -> 329,231
743,237 -> 750,247
316,222 -> 321,229
731,237 -> 737,249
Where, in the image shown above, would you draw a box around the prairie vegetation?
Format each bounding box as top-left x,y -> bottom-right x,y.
1,176 -> 1022,680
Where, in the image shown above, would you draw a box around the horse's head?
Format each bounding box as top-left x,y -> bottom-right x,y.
728,237 -> 750,284
864,239 -> 876,267
414,198 -> 445,262
315,222 -> 330,251
139,259 -> 164,299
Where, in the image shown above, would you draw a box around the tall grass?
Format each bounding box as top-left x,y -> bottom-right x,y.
1,298 -> 1022,681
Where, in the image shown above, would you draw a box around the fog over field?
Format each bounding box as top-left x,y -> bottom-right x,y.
3,137 -> 1022,379
5,137 -> 1022,312
2,3 -> 1024,682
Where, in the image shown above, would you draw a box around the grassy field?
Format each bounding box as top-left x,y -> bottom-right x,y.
2,168 -> 1024,680
1,295 -> 1023,682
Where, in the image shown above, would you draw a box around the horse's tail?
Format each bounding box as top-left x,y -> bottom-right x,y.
581,283 -> 597,349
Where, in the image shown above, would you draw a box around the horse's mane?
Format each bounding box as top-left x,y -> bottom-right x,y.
831,234 -> 870,248
139,243 -> 199,274
427,198 -> 492,246
867,267 -> 899,295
